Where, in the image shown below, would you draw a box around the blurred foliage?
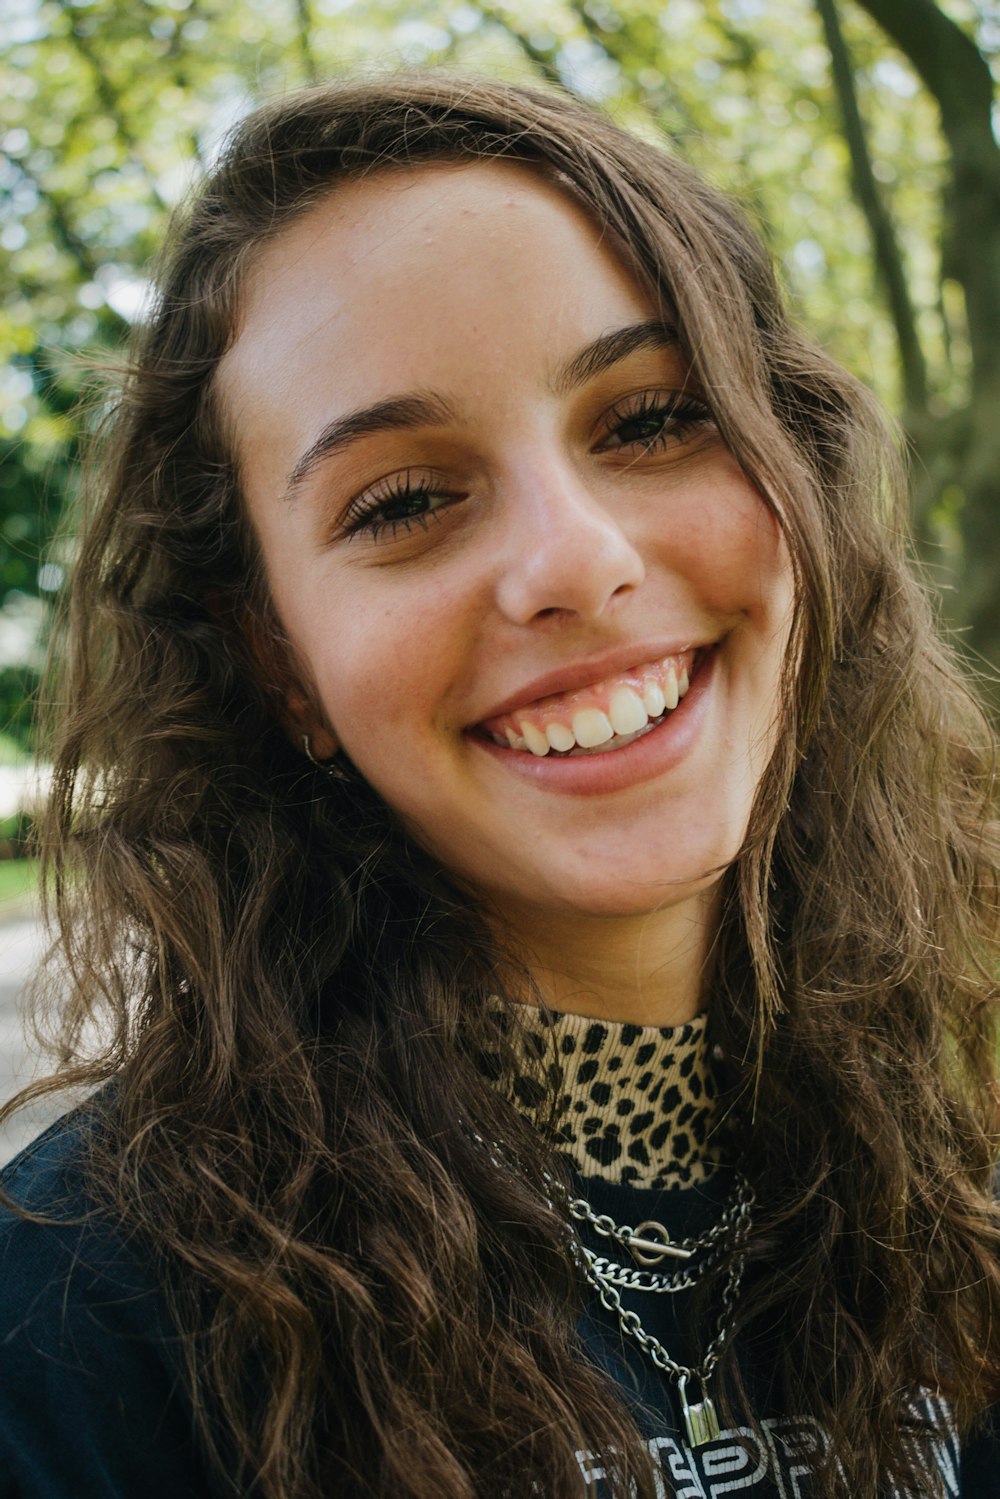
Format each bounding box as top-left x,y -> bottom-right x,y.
0,665 -> 39,751
0,727 -> 35,859
0,854 -> 39,910
1,0 -> 999,731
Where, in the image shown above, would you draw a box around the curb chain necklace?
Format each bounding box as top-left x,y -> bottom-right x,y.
567,1171 -> 756,1447
465,1125 -> 755,1448
568,1175 -> 751,1286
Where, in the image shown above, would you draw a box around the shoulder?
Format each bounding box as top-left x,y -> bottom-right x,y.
1,1092 -> 107,1224
0,1101 -> 222,1498
0,1095 -> 153,1327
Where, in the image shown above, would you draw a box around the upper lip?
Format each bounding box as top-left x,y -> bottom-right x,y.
472,640 -> 707,724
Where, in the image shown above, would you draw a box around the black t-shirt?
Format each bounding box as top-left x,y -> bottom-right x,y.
0,1108 -> 213,1497
0,1108 -> 997,1497
571,1170 -> 1000,1496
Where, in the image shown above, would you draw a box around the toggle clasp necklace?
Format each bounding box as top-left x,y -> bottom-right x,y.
628,1219 -> 691,1266
566,1201 -> 693,1263
565,1173 -> 756,1447
462,1127 -> 754,1450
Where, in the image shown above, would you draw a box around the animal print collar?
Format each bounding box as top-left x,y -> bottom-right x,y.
498,1005 -> 725,1190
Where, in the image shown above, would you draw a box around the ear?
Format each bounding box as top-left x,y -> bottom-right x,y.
229,598 -> 340,760
281,687 -> 340,761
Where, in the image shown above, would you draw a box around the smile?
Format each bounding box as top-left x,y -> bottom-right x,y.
478,649 -> 702,757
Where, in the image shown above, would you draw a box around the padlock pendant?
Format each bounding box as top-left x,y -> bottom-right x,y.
677,1374 -> 721,1447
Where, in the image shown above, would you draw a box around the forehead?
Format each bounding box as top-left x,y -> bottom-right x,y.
215,159 -> 651,424
230,156 -> 624,313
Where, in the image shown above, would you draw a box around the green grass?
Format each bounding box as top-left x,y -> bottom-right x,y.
0,858 -> 39,915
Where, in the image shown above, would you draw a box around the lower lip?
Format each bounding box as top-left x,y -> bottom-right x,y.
469,646 -> 717,797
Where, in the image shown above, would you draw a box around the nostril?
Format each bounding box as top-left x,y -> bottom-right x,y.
496,523 -> 645,625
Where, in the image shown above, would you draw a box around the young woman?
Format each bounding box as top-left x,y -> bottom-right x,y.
1,73 -> 998,1499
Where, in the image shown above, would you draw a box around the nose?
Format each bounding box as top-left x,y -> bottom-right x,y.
494,458 -> 646,625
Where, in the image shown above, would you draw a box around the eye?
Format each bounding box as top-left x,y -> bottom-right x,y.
596,390 -> 715,456
338,468 -> 459,543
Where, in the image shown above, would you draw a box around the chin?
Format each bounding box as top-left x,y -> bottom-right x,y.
499,861 -> 729,922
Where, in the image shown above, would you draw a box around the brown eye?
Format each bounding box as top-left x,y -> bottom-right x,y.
598,392 -> 714,455
340,469 -> 457,542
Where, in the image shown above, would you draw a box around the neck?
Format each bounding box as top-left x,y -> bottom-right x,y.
489,885 -> 720,1029
493,1001 -> 725,1188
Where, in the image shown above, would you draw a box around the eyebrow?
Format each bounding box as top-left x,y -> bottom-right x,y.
551,319 -> 678,393
282,319 -> 678,502
283,392 -> 459,503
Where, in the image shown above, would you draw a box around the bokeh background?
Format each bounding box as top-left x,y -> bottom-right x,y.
1,0 -> 999,897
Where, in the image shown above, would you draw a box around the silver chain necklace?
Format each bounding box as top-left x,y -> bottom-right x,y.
466,1125 -> 754,1447
568,1174 -> 752,1279
566,1171 -> 756,1447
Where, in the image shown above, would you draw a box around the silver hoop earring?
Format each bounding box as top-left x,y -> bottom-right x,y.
302,735 -> 351,783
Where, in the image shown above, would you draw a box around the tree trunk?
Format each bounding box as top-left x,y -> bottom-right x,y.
851,0 -> 1000,678
814,0 -> 929,416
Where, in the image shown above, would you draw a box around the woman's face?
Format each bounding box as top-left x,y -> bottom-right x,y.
220,161 -> 794,930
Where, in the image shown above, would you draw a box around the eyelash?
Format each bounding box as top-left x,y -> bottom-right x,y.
338,469 -> 453,544
598,389 -> 713,454
338,389 -> 714,542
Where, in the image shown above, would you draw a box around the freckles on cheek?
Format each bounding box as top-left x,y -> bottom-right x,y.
717,498 -> 789,601
320,594 -> 453,738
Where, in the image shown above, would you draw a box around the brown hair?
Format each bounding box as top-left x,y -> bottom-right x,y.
13,73 -> 1000,1497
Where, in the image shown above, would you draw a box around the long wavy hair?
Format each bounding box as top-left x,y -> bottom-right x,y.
11,73 -> 1000,1498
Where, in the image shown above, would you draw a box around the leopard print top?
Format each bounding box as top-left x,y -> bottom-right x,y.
497,1005 -> 725,1190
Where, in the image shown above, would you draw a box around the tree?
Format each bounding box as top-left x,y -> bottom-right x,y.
848,0 -> 1000,675
1,0 -> 998,741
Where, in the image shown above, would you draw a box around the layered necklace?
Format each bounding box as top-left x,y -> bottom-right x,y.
484,1002 -> 754,1448
564,1170 -> 755,1446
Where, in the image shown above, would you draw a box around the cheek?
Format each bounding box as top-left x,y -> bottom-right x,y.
667,482 -> 787,614
301,577 -> 464,749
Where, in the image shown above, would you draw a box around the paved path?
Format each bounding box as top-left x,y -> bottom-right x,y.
0,914 -> 67,1166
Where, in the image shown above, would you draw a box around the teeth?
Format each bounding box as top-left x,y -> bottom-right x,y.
520,720 -> 550,757
608,685 -> 648,736
571,707 -> 614,749
490,651 -> 701,754
546,721 -> 576,752
576,723 -> 652,755
642,680 -> 666,718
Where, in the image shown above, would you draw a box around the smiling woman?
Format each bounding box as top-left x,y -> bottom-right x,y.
223,161 -> 793,974
0,74 -> 998,1499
